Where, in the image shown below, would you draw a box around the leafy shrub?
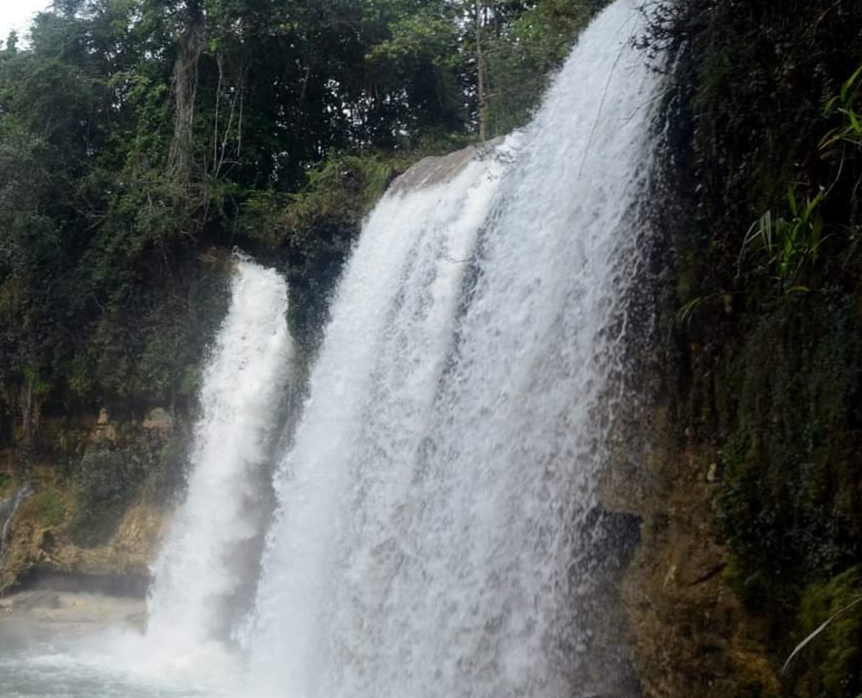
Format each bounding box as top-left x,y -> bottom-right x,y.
33,487 -> 66,528
821,65 -> 862,156
235,152 -> 416,353
739,187 -> 825,290
737,64 -> 862,295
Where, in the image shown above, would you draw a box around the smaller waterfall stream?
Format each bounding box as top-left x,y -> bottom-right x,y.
0,485 -> 32,568
0,258 -> 293,698
146,258 -> 292,653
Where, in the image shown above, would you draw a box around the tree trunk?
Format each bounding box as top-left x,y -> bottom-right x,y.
167,0 -> 205,190
475,0 -> 489,142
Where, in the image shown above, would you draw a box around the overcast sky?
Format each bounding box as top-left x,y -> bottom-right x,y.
0,0 -> 51,43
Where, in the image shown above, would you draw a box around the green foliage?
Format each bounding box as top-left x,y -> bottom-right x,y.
281,154 -> 409,243
648,0 -> 862,599
0,0 -> 595,422
722,556 -> 770,610
740,187 -> 826,290
793,568 -> 862,698
821,64 -> 862,153
241,151 -> 422,350
68,426 -> 189,546
646,4 -> 862,693
0,472 -> 14,493
287,154 -> 405,345
484,0 -> 610,135
675,296 -> 703,328
737,63 -> 862,295
644,0 -> 862,311
33,487 -> 66,528
717,296 -> 862,593
79,257 -> 231,404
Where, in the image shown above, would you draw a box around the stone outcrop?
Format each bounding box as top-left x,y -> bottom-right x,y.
389,138 -> 508,194
602,397 -> 782,698
0,407 -> 185,596
2,499 -> 164,594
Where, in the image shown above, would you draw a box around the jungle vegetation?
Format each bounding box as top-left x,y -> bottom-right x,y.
0,0 -> 610,430
644,0 -> 862,695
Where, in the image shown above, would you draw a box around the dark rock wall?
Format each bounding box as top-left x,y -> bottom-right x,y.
607,2 -> 862,696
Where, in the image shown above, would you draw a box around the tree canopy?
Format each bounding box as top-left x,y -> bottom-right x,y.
0,0 -> 608,423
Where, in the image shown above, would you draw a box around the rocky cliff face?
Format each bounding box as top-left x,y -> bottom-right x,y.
603,273 -> 862,698
0,407 -> 188,595
604,1 -> 862,693
604,400 -> 781,698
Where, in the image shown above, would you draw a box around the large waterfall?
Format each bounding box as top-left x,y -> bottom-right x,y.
241,1 -> 658,696
0,2 -> 660,696
146,259 -> 292,653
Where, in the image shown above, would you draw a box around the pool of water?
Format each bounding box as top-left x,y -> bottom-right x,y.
0,592 -> 236,698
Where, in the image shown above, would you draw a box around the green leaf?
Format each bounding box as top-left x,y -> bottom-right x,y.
848,108 -> 861,134
840,64 -> 862,103
676,296 -> 703,328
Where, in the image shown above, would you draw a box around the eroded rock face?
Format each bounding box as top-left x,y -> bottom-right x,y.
3,501 -> 164,591
142,408 -> 173,432
389,138 -> 507,194
0,408 -> 184,595
602,401 -> 781,698
390,146 -> 479,193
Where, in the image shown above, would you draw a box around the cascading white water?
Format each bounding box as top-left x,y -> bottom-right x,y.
146,258 -> 292,653
241,1 -> 658,696
238,140 -> 514,694
0,485 -> 31,566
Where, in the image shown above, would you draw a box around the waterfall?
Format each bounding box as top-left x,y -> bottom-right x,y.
146,258 -> 292,653
0,485 -> 32,567
242,0 -> 658,695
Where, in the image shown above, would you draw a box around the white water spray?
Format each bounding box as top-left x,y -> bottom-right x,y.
146,258 -> 292,654
241,1 -> 659,696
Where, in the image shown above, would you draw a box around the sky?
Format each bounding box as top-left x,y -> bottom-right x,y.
0,0 -> 51,43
